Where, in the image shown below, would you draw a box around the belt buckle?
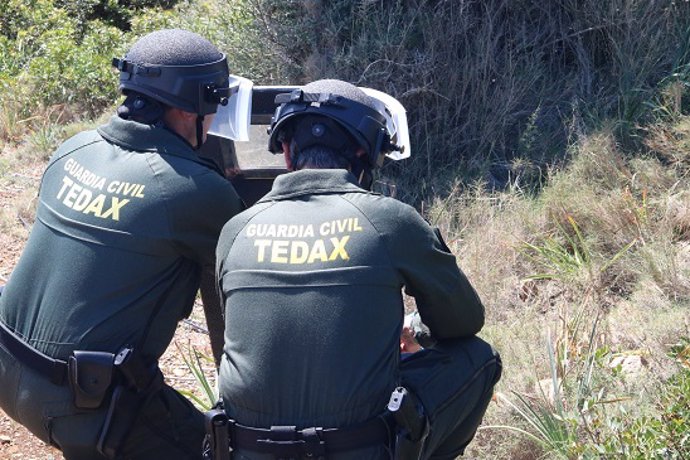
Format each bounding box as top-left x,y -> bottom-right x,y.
256,425 -> 326,460
301,427 -> 325,459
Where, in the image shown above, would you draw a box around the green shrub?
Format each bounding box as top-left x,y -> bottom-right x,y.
589,338 -> 690,458
23,23 -> 123,110
54,0 -> 183,32
0,0 -> 126,121
0,0 -> 283,135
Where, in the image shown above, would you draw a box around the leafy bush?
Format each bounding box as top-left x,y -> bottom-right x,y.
0,0 -> 282,144
0,0 -> 126,124
54,0 -> 182,32
588,338 -> 690,458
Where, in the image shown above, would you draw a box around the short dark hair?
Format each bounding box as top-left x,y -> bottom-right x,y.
289,141 -> 352,170
286,114 -> 360,170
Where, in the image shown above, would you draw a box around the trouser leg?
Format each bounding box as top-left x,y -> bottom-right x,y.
51,410 -> 110,460
118,385 -> 205,460
47,384 -> 205,460
425,384 -> 495,460
400,336 -> 501,459
12,366 -> 204,460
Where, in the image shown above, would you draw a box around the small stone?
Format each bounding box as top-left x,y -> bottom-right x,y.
534,377 -> 561,405
609,354 -> 647,378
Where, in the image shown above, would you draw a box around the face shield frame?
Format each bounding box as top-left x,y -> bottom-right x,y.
359,88 -> 411,161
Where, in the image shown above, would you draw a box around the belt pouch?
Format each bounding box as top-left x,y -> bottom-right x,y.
68,350 -> 115,409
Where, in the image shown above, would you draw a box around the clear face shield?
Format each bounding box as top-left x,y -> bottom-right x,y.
360,87 -> 411,162
207,75 -> 253,142
208,80 -> 292,171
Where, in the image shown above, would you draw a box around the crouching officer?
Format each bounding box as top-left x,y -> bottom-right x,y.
0,29 -> 244,459
210,79 -> 502,459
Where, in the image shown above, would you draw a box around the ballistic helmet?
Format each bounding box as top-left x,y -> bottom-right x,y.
113,29 -> 233,117
268,79 -> 399,170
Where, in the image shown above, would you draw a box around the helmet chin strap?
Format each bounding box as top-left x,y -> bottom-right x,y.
195,115 -> 204,150
357,168 -> 374,190
350,156 -> 374,190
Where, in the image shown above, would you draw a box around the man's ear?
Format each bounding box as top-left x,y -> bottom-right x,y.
163,107 -> 199,146
281,141 -> 294,171
178,108 -> 197,122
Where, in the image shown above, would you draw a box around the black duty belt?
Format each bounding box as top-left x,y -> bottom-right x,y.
0,321 -> 67,385
230,416 -> 392,458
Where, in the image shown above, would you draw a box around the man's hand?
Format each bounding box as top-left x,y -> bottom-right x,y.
400,322 -> 422,353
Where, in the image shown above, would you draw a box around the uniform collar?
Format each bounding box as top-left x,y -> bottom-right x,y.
97,115 -> 198,161
258,169 -> 368,202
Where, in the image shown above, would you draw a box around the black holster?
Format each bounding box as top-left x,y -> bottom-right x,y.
202,405 -> 232,460
96,347 -> 164,459
67,351 -> 116,409
387,387 -> 429,460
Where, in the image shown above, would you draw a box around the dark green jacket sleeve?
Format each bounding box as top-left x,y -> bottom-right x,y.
170,171 -> 244,270
215,201 -> 273,300
370,197 -> 485,339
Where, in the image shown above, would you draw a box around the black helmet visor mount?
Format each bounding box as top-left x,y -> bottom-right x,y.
113,55 -> 234,117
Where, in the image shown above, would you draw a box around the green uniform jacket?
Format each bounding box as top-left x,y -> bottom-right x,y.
0,116 -> 243,364
216,169 -> 484,430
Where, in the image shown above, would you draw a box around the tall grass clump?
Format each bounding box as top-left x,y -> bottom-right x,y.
247,0 -> 690,203
174,341 -> 218,411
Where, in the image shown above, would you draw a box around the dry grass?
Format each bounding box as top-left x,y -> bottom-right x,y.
426,123 -> 690,458
0,151 -> 42,282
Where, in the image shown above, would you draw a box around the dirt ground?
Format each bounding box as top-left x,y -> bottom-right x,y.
0,160 -> 219,459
